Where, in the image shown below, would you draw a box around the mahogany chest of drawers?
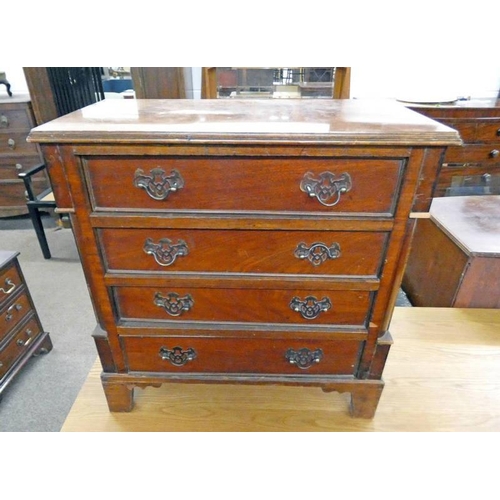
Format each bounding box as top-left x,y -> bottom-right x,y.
409,98 -> 500,197
28,99 -> 460,418
0,95 -> 50,218
0,250 -> 52,400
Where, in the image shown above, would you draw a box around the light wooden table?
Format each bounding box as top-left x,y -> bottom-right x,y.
61,307 -> 500,432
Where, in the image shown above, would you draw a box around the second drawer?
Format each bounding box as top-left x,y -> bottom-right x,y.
1,291 -> 31,341
99,228 -> 388,277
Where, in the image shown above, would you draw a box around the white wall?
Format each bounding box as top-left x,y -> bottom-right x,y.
1,67 -> 29,94
3,66 -> 499,101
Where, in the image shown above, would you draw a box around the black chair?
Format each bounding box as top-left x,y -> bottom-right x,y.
18,163 -> 58,259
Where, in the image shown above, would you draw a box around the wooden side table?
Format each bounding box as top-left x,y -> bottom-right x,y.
403,195 -> 500,308
0,251 -> 52,401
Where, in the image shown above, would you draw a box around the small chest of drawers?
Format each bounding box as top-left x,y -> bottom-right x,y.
0,95 -> 50,218
409,98 -> 500,197
0,251 -> 52,400
28,99 -> 460,418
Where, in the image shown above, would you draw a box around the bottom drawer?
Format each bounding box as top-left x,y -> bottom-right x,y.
0,317 -> 43,378
122,336 -> 362,375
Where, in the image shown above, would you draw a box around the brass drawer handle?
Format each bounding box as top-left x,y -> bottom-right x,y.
7,138 -> 16,150
143,238 -> 189,267
0,278 -> 16,295
0,114 -> 8,127
159,346 -> 197,366
134,167 -> 184,201
285,347 -> 323,369
17,329 -> 34,347
289,295 -> 332,320
300,171 -> 352,207
294,242 -> 341,266
154,292 -> 194,317
5,303 -> 22,321
489,149 -> 499,158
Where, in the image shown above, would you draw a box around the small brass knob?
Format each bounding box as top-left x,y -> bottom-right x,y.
489,149 -> 499,158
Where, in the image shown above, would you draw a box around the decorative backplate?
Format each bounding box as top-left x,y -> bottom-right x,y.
159,346 -> 197,366
143,238 -> 189,267
133,167 -> 184,201
300,171 -> 352,207
294,242 -> 341,266
154,292 -> 194,317
285,348 -> 323,369
289,295 -> 332,320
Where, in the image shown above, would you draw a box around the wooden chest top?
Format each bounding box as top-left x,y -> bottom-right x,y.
28,98 -> 461,146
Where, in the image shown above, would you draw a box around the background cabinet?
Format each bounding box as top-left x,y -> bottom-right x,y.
0,95 -> 49,218
409,98 -> 500,197
0,250 -> 52,400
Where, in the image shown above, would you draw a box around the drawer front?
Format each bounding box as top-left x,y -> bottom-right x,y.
99,228 -> 388,277
122,335 -> 362,375
0,108 -> 32,131
0,133 -> 39,156
444,145 -> 500,165
0,179 -> 48,208
0,262 -> 23,308
0,156 -> 43,180
0,317 -> 42,378
476,122 -> 500,143
0,292 -> 32,341
437,165 -> 500,196
437,120 -> 476,143
114,286 -> 372,326
84,156 -> 404,215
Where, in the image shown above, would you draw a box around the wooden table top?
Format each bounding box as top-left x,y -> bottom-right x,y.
28,98 -> 461,146
430,195 -> 500,256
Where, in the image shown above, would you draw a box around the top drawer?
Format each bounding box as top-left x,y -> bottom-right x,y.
0,261 -> 23,308
0,108 -> 33,131
83,156 -> 404,216
438,119 -> 500,144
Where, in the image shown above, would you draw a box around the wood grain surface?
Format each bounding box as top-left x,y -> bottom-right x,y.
61,307 -> 500,432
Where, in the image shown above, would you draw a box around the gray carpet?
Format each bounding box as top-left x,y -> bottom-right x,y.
0,214 -> 97,432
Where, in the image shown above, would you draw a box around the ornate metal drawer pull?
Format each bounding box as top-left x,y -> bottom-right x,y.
0,278 -> 16,295
290,295 -> 332,320
154,292 -> 194,317
159,346 -> 197,366
300,171 -> 352,207
294,242 -> 341,266
134,167 -> 184,201
285,348 -> 323,369
489,149 -> 499,159
7,138 -> 16,150
0,114 -> 8,127
5,303 -> 22,321
143,238 -> 189,267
